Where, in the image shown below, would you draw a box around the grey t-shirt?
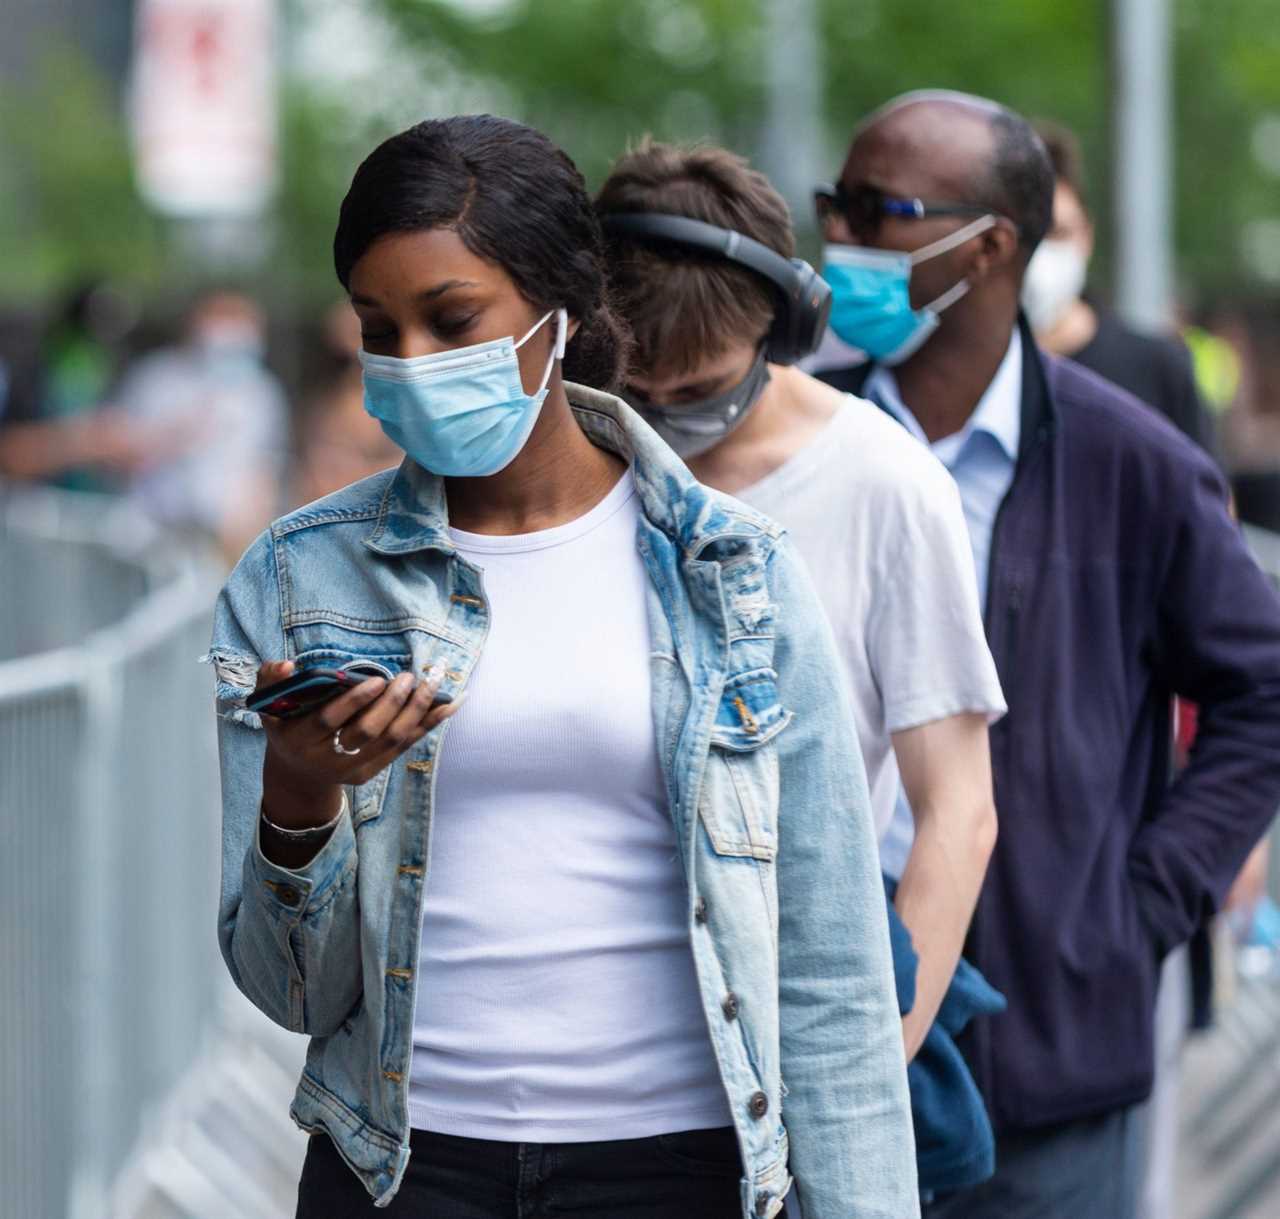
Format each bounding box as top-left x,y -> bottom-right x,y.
738,396 -> 1006,845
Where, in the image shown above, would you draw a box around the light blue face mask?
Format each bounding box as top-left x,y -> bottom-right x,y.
360,308 -> 568,478
821,215 -> 995,365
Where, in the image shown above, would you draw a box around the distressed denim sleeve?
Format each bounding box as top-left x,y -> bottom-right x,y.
768,537 -> 920,1218
208,531 -> 363,1037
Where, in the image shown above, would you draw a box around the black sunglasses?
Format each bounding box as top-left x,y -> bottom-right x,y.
814,182 -> 999,231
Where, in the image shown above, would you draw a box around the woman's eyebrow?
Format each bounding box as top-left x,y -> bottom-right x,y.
349,280 -> 480,309
416,279 -> 480,302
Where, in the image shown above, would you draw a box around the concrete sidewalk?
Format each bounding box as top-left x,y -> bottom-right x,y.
1176,971 -> 1280,1219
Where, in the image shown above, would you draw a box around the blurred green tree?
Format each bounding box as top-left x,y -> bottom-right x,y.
0,48 -> 167,303
1173,0 -> 1280,298
2,2 -> 1279,312
380,0 -> 768,183
376,0 -> 1105,255
374,0 -> 1280,301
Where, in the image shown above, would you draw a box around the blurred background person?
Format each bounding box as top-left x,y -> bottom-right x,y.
291,300 -> 401,506
112,290 -> 288,564
1023,121 -> 1217,456
0,279 -> 159,489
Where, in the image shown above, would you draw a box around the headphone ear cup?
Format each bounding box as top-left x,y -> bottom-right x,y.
794,262 -> 831,363
765,261 -> 832,365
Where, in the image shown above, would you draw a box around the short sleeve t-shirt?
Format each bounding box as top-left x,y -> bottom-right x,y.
737,396 -> 1006,842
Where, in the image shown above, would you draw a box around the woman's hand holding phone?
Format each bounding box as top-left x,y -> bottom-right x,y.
255,660 -> 464,856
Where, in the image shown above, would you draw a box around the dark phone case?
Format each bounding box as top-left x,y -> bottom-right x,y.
246,668 -> 362,718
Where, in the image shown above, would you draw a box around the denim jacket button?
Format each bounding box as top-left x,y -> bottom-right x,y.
748,1090 -> 768,1118
694,896 -> 708,924
274,885 -> 302,908
722,992 -> 740,1021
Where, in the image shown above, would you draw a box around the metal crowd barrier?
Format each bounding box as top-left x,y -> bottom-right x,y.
1177,523 -> 1280,1219
0,487 -> 231,1219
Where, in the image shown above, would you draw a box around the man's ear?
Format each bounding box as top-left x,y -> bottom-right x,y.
967,219 -> 1022,284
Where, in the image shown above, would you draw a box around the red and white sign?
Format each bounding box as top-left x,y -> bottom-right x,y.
130,0 -> 278,216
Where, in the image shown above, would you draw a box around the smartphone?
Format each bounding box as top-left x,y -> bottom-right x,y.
246,664 -> 390,719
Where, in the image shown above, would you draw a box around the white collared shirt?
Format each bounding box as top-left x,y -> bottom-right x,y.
865,329 -> 1022,611
865,330 -> 1021,879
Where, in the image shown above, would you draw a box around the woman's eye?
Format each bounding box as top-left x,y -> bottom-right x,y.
435,313 -> 477,338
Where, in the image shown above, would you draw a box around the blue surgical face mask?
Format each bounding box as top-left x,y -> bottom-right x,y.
359,308 -> 568,478
821,215 -> 995,365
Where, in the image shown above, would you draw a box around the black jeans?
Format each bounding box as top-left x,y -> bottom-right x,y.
296,1125 -> 744,1218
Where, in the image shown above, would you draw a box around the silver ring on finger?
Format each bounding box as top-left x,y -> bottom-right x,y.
333,730 -> 361,756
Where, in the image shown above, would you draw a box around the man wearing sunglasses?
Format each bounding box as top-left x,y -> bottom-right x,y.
815,91 -> 1280,1218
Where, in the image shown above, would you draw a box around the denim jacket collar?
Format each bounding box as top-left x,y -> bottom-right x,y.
362,383 -> 780,562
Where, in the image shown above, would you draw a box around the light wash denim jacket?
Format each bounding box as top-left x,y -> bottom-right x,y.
210,385 -> 918,1218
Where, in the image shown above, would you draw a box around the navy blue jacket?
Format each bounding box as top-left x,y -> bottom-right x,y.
821,324 -> 1280,1132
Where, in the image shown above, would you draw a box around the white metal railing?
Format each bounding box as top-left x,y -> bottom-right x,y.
0,486 -> 308,1219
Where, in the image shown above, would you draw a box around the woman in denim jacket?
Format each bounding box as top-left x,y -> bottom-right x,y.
210,115 -> 917,1219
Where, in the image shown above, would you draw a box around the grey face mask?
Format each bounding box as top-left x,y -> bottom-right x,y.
628,349 -> 772,459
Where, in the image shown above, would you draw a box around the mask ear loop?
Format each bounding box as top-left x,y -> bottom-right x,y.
515,309 -> 556,348
910,216 -> 997,317
923,277 -> 973,315
908,214 -> 997,266
530,308 -> 569,397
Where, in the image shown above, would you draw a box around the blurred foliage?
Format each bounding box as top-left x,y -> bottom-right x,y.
0,45 -> 374,313
0,48 -> 168,301
380,0 -> 769,182
1174,0 -> 1280,298
374,0 -> 1108,250
1,0 -> 1278,314
273,83 -> 378,308
379,0 -> 1280,300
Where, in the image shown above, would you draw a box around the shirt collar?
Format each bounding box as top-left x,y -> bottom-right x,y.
866,328 -> 1023,464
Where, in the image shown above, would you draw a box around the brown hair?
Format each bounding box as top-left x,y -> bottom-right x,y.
596,138 -> 794,377
1034,119 -> 1088,210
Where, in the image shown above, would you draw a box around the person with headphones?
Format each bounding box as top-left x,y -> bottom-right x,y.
598,141 -> 1008,1198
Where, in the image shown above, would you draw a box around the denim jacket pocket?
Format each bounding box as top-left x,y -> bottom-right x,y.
699,669 -> 793,862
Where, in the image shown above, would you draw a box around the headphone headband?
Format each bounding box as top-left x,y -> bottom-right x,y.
601,212 -> 830,366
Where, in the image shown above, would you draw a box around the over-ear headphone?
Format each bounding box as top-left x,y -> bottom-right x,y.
602,212 -> 832,367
